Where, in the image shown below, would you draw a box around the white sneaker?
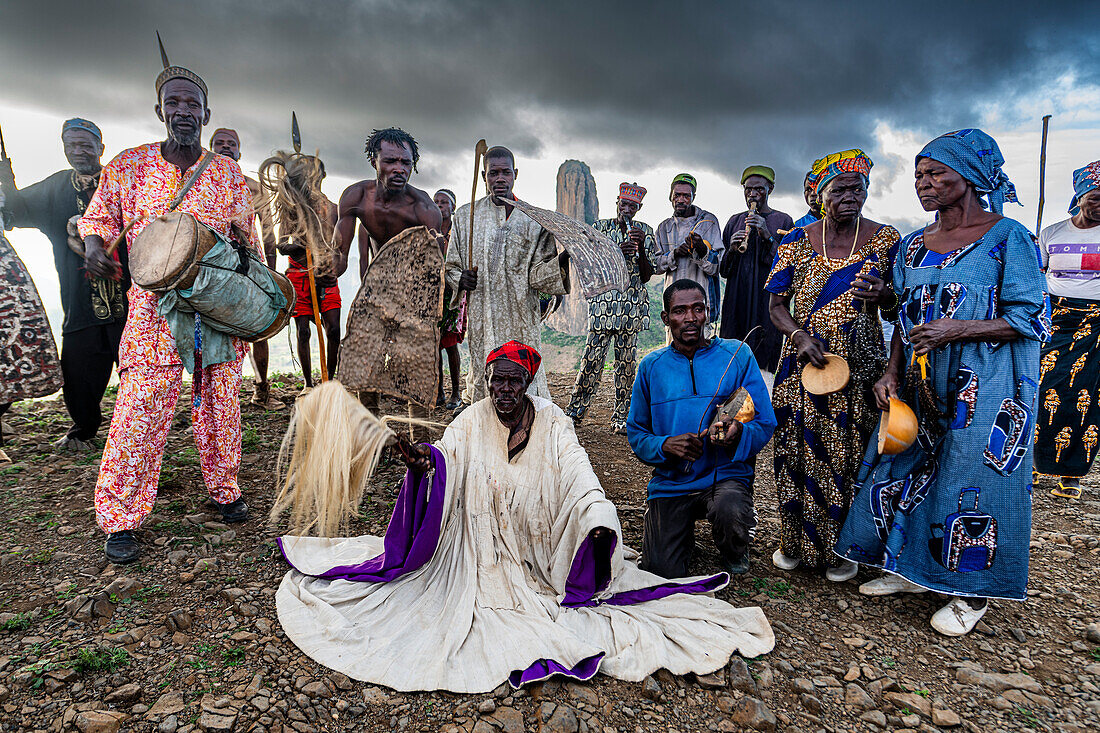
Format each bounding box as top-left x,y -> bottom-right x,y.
826,559 -> 858,582
930,597 -> 988,637
858,574 -> 928,596
772,549 -> 799,570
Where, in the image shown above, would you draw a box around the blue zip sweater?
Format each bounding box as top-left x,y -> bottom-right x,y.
627,338 -> 776,499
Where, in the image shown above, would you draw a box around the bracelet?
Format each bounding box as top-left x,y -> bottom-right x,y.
790,328 -> 807,341
883,287 -> 900,311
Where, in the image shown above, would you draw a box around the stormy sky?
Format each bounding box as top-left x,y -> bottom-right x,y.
3,1 -> 1099,193
2,0 -> 1099,357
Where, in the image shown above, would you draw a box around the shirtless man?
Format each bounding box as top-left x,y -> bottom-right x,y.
209,128 -> 284,410
334,127 -> 442,414
334,127 -> 442,278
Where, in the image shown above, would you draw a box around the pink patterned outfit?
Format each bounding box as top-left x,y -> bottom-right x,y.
79,143 -> 256,533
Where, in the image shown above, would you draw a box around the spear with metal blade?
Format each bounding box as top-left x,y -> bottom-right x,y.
291,111 -> 328,383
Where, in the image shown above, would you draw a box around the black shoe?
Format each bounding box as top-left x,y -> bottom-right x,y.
104,531 -> 140,565
721,553 -> 751,576
218,497 -> 250,524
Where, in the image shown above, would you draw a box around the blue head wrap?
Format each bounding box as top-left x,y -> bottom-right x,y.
1069,161 -> 1100,215
62,118 -> 102,142
916,129 -> 1018,214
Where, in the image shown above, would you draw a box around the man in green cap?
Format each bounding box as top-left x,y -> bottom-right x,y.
719,165 -> 792,373
653,173 -> 723,342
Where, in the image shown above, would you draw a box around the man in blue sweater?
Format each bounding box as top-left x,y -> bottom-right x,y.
627,279 -> 776,577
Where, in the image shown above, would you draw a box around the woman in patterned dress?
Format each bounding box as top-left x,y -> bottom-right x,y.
765,150 -> 900,581
836,130 -> 1050,637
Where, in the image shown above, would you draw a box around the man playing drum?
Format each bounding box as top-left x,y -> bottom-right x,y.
209,127 -> 284,410
80,55 -> 257,564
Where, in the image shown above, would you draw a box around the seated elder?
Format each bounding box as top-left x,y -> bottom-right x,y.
627,279 -> 777,578
276,341 -> 773,693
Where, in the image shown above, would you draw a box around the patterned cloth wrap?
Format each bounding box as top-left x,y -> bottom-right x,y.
1070,160 -> 1100,215
916,129 -> 1018,214
811,149 -> 873,195
486,340 -> 541,376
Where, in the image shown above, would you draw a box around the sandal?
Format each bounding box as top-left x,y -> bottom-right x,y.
1051,481 -> 1082,499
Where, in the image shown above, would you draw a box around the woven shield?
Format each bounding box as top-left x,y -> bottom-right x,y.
0,229 -> 62,402
338,226 -> 443,407
506,197 -> 628,298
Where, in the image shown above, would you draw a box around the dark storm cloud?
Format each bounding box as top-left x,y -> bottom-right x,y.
2,0 -> 1098,193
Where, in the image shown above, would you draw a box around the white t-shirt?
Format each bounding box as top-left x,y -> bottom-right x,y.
1039,218 -> 1100,300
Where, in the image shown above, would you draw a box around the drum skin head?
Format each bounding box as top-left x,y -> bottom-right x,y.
130,212 -> 217,292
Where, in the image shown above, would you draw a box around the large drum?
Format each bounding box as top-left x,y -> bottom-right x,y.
140,213 -> 295,343
130,212 -> 218,292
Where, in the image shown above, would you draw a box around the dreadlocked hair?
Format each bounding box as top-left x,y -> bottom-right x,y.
258,151 -> 335,272
364,127 -> 420,172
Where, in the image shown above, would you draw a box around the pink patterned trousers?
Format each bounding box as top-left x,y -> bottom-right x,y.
94,360 -> 243,533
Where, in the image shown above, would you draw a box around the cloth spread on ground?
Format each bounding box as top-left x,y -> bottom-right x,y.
836,218 -> 1050,600
1034,295 -> 1100,477
719,208 -> 794,371
765,224 -> 900,568
444,195 -> 568,403
275,397 -> 774,693
627,338 -> 777,500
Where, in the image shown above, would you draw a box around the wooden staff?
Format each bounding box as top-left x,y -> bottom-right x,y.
104,218 -> 143,257
305,246 -> 328,382
1036,114 -> 1052,235
467,139 -> 487,271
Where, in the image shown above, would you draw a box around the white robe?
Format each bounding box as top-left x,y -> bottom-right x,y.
276,397 -> 774,693
444,195 -> 568,403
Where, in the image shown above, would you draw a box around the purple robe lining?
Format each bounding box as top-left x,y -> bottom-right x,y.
508,653 -> 605,688
561,531 -> 730,608
277,445 -> 447,583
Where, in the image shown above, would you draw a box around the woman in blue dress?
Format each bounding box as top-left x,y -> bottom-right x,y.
835,129 -> 1050,637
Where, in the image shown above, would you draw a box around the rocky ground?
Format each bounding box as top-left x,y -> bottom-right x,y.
0,371 -> 1097,733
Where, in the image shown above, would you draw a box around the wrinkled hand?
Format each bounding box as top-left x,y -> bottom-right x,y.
688,232 -> 707,257
745,212 -> 767,232
662,431 -> 706,462
873,368 -> 901,411
591,527 -> 614,542
909,318 -> 966,356
674,241 -> 693,258
729,230 -> 748,249
394,436 -> 432,474
83,238 -> 122,280
708,415 -> 742,448
628,226 -> 645,248
852,273 -> 889,305
793,330 -> 827,368
619,239 -> 637,258
458,267 -> 478,291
